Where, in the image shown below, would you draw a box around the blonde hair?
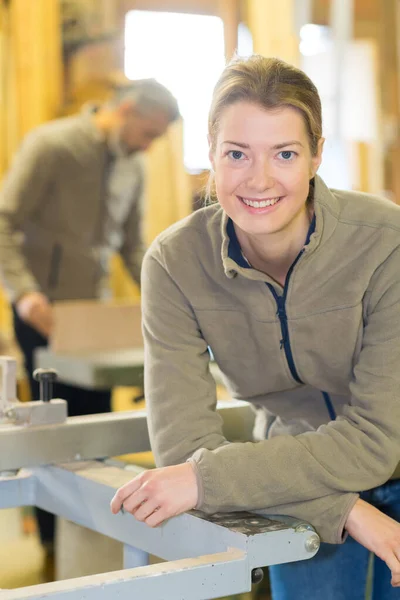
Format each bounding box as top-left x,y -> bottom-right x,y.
208,55 -> 322,156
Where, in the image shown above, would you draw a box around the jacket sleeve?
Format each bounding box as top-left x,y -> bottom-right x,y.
0,131 -> 54,301
142,242 -> 359,544
143,244 -> 227,467
119,159 -> 146,288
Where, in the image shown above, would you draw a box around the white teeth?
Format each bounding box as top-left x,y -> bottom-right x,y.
241,197 -> 281,208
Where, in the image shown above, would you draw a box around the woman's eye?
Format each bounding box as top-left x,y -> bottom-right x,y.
228,150 -> 245,160
279,150 -> 295,160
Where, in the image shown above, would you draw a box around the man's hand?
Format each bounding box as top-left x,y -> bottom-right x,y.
110,463 -> 199,527
345,498 -> 400,587
16,291 -> 53,338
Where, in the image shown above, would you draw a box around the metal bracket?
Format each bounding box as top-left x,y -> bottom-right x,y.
4,399 -> 67,426
0,356 -> 67,426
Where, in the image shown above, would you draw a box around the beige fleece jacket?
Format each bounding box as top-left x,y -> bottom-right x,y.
142,175 -> 400,544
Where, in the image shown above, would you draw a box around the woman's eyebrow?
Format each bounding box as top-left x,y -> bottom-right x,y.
272,140 -> 304,149
222,140 -> 250,148
221,140 -> 304,149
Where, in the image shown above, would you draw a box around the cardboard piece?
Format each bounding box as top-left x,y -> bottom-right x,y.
50,300 -> 143,354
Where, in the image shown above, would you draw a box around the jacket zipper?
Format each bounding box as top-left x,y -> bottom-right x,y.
322,391 -> 337,420
266,250 -> 304,384
265,253 -> 338,420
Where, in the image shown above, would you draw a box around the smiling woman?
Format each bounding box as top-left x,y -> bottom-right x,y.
210,103 -> 322,285
111,55 -> 400,600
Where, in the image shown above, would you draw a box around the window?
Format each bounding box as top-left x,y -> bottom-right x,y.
125,10 -> 225,171
300,24 -> 379,191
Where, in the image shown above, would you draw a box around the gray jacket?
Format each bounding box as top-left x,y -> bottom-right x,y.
142,175 -> 400,544
0,109 -> 145,302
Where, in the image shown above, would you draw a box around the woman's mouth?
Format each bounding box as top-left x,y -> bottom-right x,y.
238,196 -> 283,211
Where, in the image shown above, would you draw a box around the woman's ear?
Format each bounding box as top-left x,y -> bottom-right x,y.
310,137 -> 325,177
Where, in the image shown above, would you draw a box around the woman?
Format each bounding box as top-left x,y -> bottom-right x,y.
111,56 -> 400,598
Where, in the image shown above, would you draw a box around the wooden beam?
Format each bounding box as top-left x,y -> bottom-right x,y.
246,0 -> 299,65
217,0 -> 240,62
313,0 -> 379,25
377,0 -> 400,199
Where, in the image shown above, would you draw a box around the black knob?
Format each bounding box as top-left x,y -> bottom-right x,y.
251,568 -> 264,585
33,368 -> 58,402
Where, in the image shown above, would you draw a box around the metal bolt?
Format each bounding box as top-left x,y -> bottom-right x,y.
251,568 -> 264,585
295,523 -> 314,533
305,534 -> 320,553
33,368 -> 58,402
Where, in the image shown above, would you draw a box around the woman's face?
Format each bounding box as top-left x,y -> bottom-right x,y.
210,101 -> 323,238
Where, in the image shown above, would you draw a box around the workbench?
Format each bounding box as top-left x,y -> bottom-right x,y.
0,356 -> 320,599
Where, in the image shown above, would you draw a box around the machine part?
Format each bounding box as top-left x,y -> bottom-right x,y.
2,549 -> 248,600
251,567 -> 264,584
295,522 -> 315,534
4,399 -> 67,426
124,544 -> 149,569
1,461 -> 320,600
33,368 -> 58,402
0,399 -> 253,471
0,357 -> 67,427
305,534 -> 320,553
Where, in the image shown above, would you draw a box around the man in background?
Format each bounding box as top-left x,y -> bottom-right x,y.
0,79 -> 179,559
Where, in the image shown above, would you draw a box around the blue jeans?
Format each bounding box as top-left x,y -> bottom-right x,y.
269,479 -> 400,600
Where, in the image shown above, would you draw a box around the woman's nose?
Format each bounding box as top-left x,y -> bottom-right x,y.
247,159 -> 275,191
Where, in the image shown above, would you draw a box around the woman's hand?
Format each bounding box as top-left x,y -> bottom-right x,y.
110,463 -> 199,527
345,498 -> 400,586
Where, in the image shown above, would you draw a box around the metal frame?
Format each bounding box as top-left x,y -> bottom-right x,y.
0,400 -> 255,471
0,356 -> 320,599
1,461 -> 319,600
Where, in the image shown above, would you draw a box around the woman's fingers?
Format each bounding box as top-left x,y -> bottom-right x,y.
123,489 -> 150,515
384,548 -> 400,587
145,506 -> 168,528
386,553 -> 400,587
110,475 -> 142,513
110,464 -> 199,526
132,499 -> 161,524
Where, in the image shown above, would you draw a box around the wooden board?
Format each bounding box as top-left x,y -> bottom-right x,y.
50,300 -> 143,353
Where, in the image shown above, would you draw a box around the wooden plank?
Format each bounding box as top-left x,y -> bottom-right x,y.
50,300 -> 143,353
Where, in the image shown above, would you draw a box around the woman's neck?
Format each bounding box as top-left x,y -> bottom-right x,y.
235,205 -> 313,287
